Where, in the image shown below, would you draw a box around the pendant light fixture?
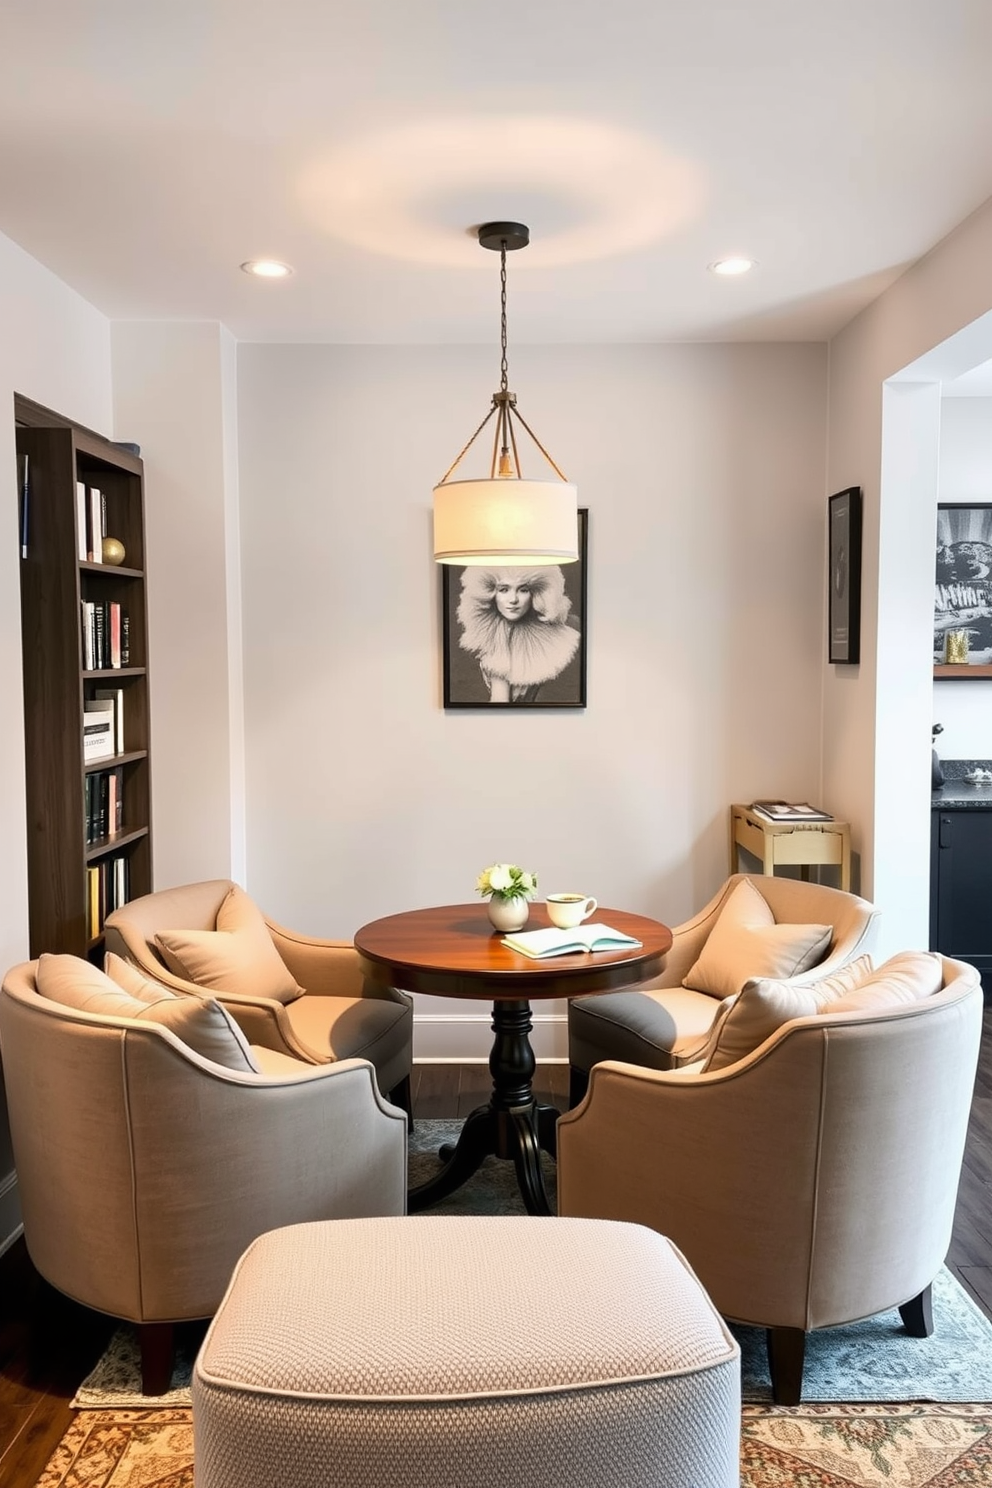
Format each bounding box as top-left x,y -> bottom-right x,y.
433,222 -> 579,565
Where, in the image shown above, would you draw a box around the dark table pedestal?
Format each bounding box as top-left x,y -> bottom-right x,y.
407,998 -> 559,1216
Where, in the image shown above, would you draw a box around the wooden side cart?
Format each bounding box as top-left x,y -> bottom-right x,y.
730,804 -> 852,893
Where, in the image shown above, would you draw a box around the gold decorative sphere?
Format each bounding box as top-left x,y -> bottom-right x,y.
102,536 -> 126,566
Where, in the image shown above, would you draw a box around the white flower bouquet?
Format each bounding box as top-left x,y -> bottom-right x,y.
476,863 -> 538,902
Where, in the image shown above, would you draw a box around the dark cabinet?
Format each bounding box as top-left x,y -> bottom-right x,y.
930,807 -> 992,976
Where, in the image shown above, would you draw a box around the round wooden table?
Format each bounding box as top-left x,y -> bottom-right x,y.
354,903 -> 673,1215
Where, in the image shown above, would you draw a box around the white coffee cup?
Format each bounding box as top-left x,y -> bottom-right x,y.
546,893 -> 598,929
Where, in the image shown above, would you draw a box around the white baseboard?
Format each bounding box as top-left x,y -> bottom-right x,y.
412,1012 -> 568,1063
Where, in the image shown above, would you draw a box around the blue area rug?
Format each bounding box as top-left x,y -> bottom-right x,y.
410,1119 -> 992,1404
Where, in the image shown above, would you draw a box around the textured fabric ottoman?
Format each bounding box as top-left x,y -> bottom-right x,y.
192,1215 -> 740,1488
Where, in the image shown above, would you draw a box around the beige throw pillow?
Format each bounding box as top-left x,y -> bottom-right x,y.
683,878 -> 832,1001
827,951 -> 943,1012
37,952 -> 260,1072
154,884 -> 304,1005
702,954 -> 873,1071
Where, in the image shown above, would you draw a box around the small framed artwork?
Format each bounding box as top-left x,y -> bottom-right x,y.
441,508 -> 588,708
828,487 -> 862,664
934,503 -> 992,666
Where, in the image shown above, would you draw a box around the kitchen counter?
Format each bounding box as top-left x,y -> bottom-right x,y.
932,759 -> 992,808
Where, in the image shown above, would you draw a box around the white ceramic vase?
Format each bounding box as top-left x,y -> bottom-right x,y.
487,895 -> 530,932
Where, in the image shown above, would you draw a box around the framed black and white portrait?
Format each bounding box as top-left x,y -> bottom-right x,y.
828,487 -> 862,665
441,509 -> 588,708
934,503 -> 992,665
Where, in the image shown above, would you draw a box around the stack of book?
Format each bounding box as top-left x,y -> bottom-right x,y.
86,855 -> 129,939
75,481 -> 106,564
85,766 -> 125,845
750,800 -> 834,823
80,601 -> 129,671
83,702 -> 116,763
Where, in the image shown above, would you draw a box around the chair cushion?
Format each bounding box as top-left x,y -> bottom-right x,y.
569,986 -> 725,1073
701,954 -> 873,1071
827,951 -> 944,1012
37,952 -> 260,1072
683,877 -> 832,1000
154,885 -> 304,1005
282,993 -> 412,1066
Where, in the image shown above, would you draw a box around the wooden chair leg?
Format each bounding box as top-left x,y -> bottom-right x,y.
767,1326 -> 806,1405
389,1073 -> 414,1133
899,1283 -> 934,1338
568,1065 -> 589,1109
139,1321 -> 175,1396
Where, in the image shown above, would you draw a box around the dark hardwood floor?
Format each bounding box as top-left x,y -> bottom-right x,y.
0,1037 -> 988,1486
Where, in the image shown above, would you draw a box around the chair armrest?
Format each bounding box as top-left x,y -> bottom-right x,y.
124,1044 -> 408,1319
556,1047 -> 825,1329
264,918 -> 411,1007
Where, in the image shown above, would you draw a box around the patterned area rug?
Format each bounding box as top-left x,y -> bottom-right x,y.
72,1121 -> 992,1408
37,1404 -> 992,1487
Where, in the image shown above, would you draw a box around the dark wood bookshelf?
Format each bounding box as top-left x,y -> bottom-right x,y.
15,396 -> 153,961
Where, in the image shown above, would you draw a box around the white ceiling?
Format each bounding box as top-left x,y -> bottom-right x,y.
2,1 -> 992,346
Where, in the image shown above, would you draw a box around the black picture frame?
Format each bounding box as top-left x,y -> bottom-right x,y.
441,508 -> 588,708
828,487 -> 862,664
934,502 -> 992,666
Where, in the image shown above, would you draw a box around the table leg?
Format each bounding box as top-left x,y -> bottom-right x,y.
407,998 -> 558,1217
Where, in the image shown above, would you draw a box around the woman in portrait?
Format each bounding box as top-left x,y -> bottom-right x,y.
456,565 -> 581,703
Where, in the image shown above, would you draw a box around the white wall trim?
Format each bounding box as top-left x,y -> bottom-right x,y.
412,1011 -> 568,1063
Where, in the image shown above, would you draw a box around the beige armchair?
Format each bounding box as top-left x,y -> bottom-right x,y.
104,879 -> 414,1122
0,957 -> 407,1394
558,953 -> 983,1403
568,874 -> 879,1103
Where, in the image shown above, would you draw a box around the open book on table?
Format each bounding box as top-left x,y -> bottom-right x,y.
502,923 -> 643,959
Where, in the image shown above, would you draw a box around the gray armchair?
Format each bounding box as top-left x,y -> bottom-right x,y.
558,953 -> 982,1403
568,874 -> 879,1104
0,956 -> 407,1393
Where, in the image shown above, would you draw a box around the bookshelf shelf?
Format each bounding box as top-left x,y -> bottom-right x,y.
84,749 -> 148,775
85,826 -> 151,863
16,395 -> 153,960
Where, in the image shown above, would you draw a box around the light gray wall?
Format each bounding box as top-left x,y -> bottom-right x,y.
236,341 -> 829,1057
111,322 -> 246,889
0,230 -> 114,1254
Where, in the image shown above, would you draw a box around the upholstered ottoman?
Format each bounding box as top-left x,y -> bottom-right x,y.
192,1215 -> 740,1488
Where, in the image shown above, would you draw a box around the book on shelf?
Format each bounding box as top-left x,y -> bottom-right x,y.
19,453 -> 29,559
750,800 -> 834,823
87,865 -> 100,938
87,486 -> 103,563
502,923 -> 644,959
120,610 -> 130,666
81,601 -> 95,670
92,602 -> 106,669
108,602 -> 122,668
83,702 -> 115,762
75,480 -> 88,561
95,686 -> 125,753
84,765 -> 124,844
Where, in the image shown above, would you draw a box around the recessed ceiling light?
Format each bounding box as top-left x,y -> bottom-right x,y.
240,259 -> 293,279
709,257 -> 755,277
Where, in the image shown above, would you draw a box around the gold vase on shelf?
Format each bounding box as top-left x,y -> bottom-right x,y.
944,630 -> 970,665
